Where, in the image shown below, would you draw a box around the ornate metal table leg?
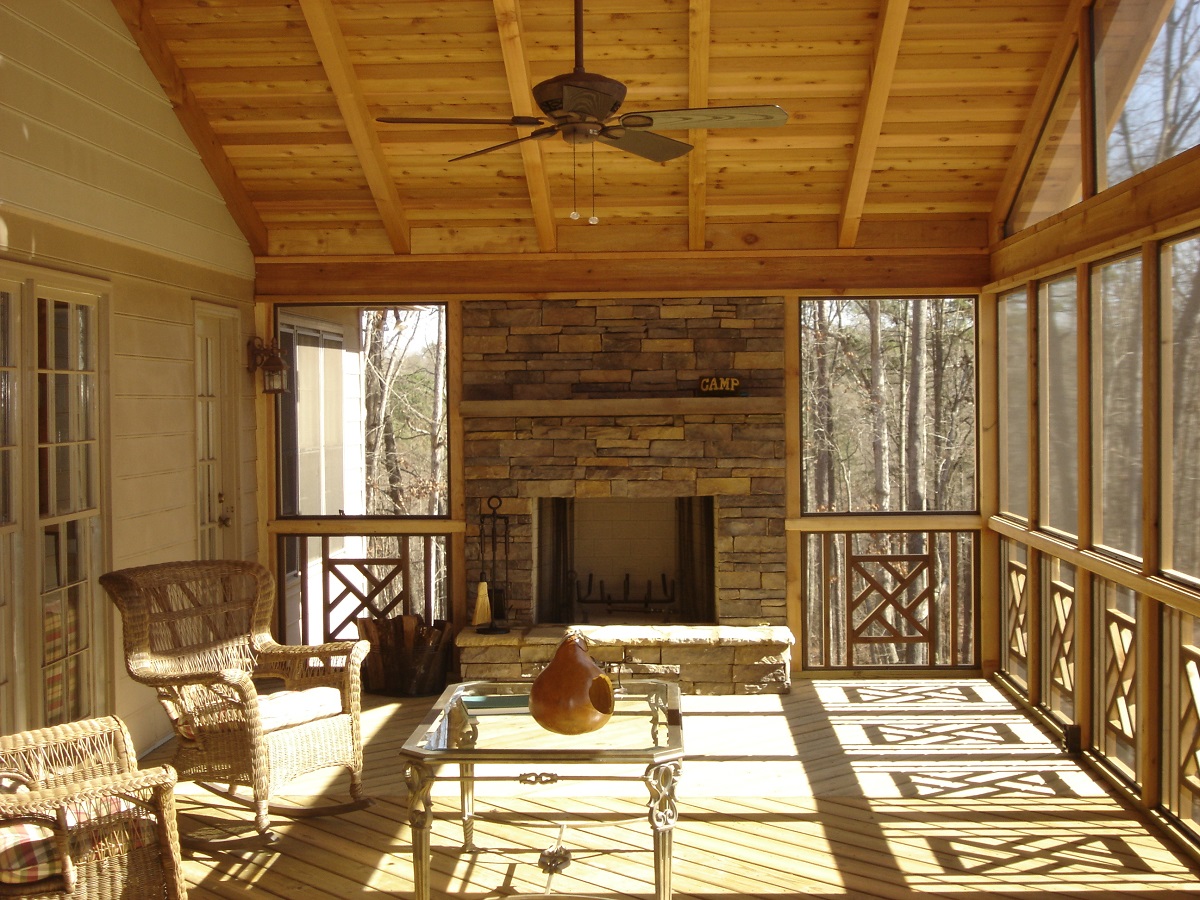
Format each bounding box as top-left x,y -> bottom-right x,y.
644,761 -> 681,900
405,760 -> 435,900
459,762 -> 476,850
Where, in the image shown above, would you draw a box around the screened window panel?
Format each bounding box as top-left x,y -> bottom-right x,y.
1094,0 -> 1200,191
1000,290 -> 1030,520
1007,53 -> 1083,233
1164,233 -> 1200,582
799,297 -> 977,514
1093,255 -> 1144,559
281,305 -> 448,519
1040,274 -> 1079,537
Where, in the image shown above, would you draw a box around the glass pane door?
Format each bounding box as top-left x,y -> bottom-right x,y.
0,279 -> 18,734
35,288 -> 101,726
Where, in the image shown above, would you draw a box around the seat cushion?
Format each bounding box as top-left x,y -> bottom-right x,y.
0,820 -> 60,885
258,686 -> 344,733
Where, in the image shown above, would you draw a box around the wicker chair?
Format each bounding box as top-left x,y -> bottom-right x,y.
99,560 -> 370,840
0,716 -> 186,898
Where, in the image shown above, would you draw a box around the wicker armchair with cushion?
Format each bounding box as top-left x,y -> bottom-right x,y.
99,560 -> 370,841
0,716 -> 186,898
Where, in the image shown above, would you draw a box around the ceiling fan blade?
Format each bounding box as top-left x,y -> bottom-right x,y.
448,125 -> 559,161
377,115 -> 545,126
618,105 -> 788,131
597,127 -> 692,162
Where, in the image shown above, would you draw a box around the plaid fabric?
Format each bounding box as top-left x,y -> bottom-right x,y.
0,820 -> 61,885
0,773 -> 31,795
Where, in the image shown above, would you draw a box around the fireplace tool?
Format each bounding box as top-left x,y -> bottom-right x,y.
477,495 -> 510,633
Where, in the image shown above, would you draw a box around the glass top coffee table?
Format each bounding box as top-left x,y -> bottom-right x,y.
399,679 -> 684,900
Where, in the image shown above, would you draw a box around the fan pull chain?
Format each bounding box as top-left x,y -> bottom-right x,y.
588,140 -> 599,224
569,140 -> 580,220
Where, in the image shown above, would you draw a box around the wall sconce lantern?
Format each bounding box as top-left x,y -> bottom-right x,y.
247,336 -> 290,395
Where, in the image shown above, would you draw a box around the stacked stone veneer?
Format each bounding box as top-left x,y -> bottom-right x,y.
458,625 -> 794,695
460,296 -> 791,692
462,296 -> 784,401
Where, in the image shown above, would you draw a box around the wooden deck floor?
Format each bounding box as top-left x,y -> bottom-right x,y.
163,679 -> 1200,898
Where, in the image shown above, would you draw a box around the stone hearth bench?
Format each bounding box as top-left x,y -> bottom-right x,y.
456,624 -> 794,695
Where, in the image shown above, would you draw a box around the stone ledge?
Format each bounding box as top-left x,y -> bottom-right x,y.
456,624 -> 794,695
457,624 -> 794,648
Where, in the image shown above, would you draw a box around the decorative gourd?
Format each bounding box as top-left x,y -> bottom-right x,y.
528,633 -> 614,735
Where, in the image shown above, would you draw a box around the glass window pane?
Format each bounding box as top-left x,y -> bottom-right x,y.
1165,232 -> 1200,581
1093,255 -> 1144,558
1000,290 -> 1030,519
1094,0 -> 1200,190
799,297 -> 977,514
1040,274 -> 1079,536
1008,54 -> 1083,233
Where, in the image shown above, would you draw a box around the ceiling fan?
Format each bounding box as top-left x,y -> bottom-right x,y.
376,0 -> 787,162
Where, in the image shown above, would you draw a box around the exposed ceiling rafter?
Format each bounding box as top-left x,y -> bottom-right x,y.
838,0 -> 910,249
299,0 -> 411,254
493,0 -> 558,252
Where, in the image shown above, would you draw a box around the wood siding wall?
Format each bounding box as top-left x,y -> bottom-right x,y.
0,0 -> 253,279
0,0 -> 257,751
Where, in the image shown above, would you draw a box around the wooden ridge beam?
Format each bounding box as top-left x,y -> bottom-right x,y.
255,248 -> 989,297
109,0 -> 268,255
493,0 -> 557,253
838,0 -> 910,249
299,0 -> 411,254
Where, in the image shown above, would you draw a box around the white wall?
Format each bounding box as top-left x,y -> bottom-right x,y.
0,0 -> 254,279
0,0 -> 258,752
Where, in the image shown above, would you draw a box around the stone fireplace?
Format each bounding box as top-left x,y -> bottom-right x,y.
456,296 -> 794,693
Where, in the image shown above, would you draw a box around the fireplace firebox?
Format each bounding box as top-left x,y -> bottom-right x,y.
536,497 -> 716,625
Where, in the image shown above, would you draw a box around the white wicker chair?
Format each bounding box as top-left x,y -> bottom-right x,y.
100,560 -> 370,841
0,716 -> 186,898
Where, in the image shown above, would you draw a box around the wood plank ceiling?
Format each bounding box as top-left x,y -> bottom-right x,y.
110,0 -> 1076,261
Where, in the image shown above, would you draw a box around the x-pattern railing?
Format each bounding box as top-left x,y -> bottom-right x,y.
1102,605 -> 1137,773
1046,573 -> 1075,717
1005,557 -> 1029,680
848,543 -> 934,657
324,554 -> 409,640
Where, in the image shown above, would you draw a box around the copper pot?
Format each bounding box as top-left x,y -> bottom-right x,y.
528,633 -> 614,735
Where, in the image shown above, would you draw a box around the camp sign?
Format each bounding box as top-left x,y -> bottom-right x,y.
697,375 -> 744,396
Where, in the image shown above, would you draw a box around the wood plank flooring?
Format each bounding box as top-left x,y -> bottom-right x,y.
162,679 -> 1200,898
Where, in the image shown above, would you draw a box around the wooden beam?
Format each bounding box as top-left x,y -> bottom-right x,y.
493,0 -> 558,252
687,0 -> 711,251
838,0 -> 910,249
298,0 -> 411,254
255,248 -> 989,296
109,0 -> 268,255
989,143 -> 1200,285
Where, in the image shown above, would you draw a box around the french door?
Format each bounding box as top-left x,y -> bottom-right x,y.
0,264 -> 105,733
195,304 -> 240,560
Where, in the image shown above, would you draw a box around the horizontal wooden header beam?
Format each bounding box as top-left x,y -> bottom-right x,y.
990,145 -> 1200,285
255,249 -> 989,297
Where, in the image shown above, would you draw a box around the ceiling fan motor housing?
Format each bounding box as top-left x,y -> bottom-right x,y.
532,70 -> 627,122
